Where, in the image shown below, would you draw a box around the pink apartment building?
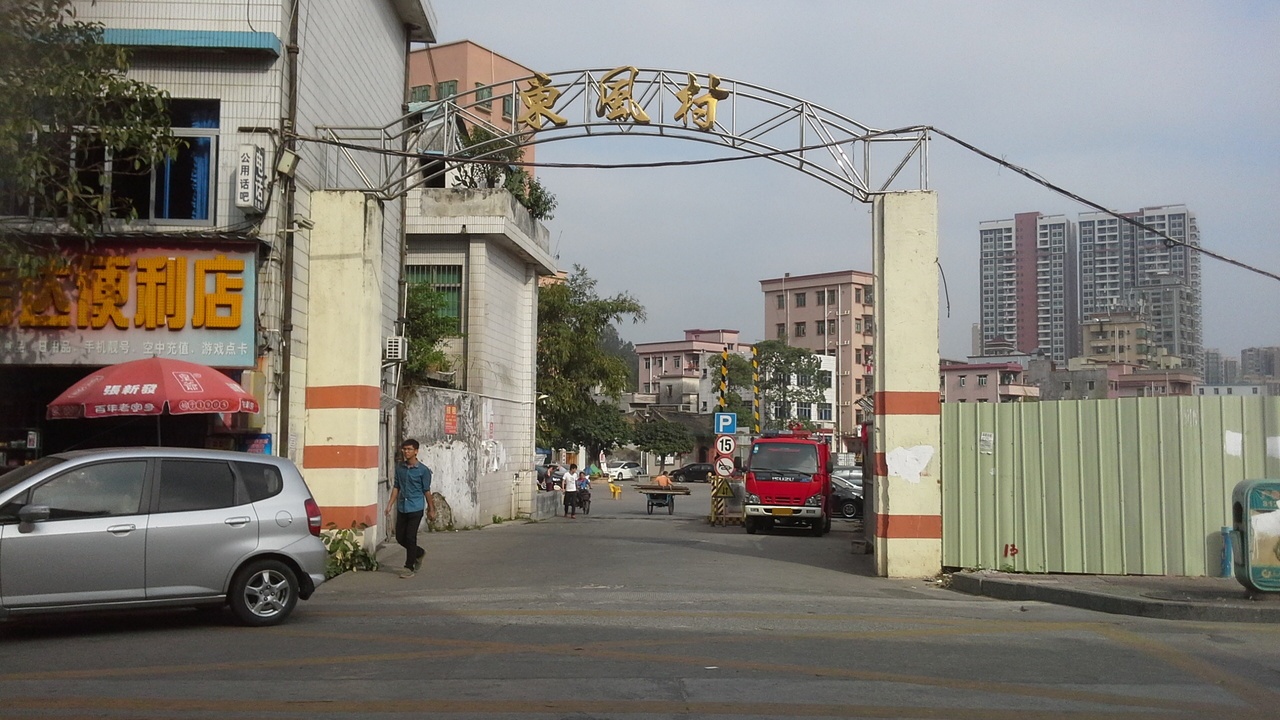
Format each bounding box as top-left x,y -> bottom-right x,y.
408,40 -> 537,165
760,270 -> 874,451
634,330 -> 750,413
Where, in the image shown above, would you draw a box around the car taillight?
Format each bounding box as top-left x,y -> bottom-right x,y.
305,498 -> 322,536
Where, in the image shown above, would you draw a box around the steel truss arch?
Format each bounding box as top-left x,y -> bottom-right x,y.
314,68 -> 930,203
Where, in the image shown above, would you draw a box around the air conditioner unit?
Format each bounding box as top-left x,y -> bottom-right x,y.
383,336 -> 408,362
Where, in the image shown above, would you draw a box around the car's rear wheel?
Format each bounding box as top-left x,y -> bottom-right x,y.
229,559 -> 299,627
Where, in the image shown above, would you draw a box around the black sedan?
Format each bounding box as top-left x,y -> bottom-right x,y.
669,463 -> 715,483
831,474 -> 863,519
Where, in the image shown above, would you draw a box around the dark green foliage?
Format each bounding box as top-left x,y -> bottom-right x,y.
0,0 -> 180,265
632,416 -> 694,471
537,265 -> 644,449
455,125 -> 556,220
753,339 -> 826,430
402,282 -> 459,387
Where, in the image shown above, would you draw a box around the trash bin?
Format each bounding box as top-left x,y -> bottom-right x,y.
1231,479 -> 1280,594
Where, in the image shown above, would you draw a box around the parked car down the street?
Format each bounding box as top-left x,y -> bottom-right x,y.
0,447 -> 328,627
610,461 -> 641,481
669,463 -> 715,483
832,473 -> 864,519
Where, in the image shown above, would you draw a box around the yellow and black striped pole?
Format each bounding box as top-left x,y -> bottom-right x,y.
719,347 -> 729,409
752,345 -> 761,434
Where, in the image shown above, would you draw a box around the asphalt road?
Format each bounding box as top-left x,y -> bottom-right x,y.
2,483 -> 1278,719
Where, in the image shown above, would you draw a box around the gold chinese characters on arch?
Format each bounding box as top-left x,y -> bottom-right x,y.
0,246 -> 257,368
517,67 -> 729,133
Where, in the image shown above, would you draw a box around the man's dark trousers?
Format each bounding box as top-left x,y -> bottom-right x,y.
395,510 -> 425,569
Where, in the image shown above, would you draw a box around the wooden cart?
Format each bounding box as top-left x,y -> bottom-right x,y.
635,483 -> 691,515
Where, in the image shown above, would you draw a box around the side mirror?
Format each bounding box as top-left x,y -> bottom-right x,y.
18,504 -> 51,532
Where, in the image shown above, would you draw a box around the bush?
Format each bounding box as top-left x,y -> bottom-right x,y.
322,523 -> 379,578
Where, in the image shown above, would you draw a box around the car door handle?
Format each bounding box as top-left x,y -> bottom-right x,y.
224,516 -> 252,527
107,524 -> 136,535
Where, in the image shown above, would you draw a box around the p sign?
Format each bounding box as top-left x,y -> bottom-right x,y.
714,412 -> 737,435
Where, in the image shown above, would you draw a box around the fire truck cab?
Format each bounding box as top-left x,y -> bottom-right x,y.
742,428 -> 832,536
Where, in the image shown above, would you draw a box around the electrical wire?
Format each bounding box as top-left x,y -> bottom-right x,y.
287,124 -> 1280,284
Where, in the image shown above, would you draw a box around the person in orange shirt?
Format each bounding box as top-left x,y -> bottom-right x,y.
652,473 -> 672,488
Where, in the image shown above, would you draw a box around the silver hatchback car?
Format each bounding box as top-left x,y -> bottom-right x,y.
0,447 -> 327,626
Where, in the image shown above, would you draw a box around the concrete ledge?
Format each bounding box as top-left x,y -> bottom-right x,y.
530,491 -> 559,521
950,571 -> 1280,624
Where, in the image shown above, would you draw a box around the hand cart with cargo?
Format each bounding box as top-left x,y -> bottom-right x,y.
634,483 -> 691,515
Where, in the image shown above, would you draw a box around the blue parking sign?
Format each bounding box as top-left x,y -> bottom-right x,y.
714,412 -> 737,435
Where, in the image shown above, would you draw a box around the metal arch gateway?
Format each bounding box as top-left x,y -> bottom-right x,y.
314,67 -> 942,579
317,67 -> 930,203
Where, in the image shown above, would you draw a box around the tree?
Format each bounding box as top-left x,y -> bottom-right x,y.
599,323 -> 638,388
537,265 -> 645,450
632,415 -> 693,472
455,125 -> 557,220
705,351 -> 756,423
401,282 -> 460,388
1,0 -> 180,268
755,339 -> 826,430
568,401 -> 632,467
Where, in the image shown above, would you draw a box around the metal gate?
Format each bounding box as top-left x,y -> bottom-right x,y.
941,396 -> 1280,575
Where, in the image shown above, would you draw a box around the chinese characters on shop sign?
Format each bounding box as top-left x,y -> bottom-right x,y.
0,249 -> 256,367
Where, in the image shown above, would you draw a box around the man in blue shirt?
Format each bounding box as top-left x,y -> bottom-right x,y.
386,438 -> 435,578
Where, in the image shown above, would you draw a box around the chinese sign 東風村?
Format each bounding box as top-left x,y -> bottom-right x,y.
0,245 -> 257,368
517,67 -> 730,133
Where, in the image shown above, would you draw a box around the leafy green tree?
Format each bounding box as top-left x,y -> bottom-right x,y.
632,416 -> 693,472
455,125 -> 556,220
755,339 -> 825,431
599,323 -> 638,388
1,0 -> 180,268
537,265 -> 645,450
705,351 -> 756,423
402,282 -> 460,388
569,401 -> 632,467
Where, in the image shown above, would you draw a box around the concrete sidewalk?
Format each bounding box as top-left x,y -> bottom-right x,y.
950,570 -> 1280,623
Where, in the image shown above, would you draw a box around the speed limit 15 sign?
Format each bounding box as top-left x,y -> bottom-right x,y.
715,434 -> 736,456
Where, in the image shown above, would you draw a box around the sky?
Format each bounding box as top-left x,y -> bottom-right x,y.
429,0 -> 1280,359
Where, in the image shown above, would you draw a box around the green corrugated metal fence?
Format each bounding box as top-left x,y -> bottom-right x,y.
941,396 -> 1280,575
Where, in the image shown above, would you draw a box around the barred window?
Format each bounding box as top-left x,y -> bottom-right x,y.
405,264 -> 463,332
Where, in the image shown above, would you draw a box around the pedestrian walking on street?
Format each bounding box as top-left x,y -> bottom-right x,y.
386,438 -> 435,578
562,463 -> 581,518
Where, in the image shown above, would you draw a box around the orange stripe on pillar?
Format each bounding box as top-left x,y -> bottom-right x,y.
873,452 -> 888,477
874,513 -> 942,539
306,385 -> 381,409
304,445 -> 379,469
874,391 -> 941,416
319,503 -> 379,531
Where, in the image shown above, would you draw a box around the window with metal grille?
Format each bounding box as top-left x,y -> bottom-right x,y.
475,83 -> 492,111
405,264 -> 463,332
409,85 -> 431,103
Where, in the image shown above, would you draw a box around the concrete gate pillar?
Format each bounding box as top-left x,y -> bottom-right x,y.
302,190 -> 384,534
871,191 -> 941,578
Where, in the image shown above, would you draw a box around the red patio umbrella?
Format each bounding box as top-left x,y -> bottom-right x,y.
47,356 -> 260,420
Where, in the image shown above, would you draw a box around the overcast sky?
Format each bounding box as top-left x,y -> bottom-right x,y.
430,0 -> 1280,359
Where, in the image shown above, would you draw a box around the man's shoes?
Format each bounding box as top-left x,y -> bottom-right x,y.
414,547 -> 425,571
399,568 -> 415,579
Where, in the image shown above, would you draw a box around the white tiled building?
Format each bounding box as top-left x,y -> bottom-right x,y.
18,1 -> 439,530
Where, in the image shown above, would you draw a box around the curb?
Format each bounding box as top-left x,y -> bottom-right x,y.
949,573 -> 1280,624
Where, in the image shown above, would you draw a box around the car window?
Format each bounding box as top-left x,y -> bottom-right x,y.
236,460 -> 283,502
157,459 -> 237,513
27,460 -> 147,520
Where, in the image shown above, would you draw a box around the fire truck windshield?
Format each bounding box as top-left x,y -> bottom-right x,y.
748,443 -> 819,478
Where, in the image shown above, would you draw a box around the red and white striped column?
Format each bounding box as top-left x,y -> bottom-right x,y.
301,191 -> 384,532
871,191 -> 941,578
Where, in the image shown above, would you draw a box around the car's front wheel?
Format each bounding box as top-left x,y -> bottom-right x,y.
840,499 -> 860,519
229,559 -> 299,627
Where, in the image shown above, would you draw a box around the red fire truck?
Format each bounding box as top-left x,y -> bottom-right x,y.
742,428 -> 832,536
